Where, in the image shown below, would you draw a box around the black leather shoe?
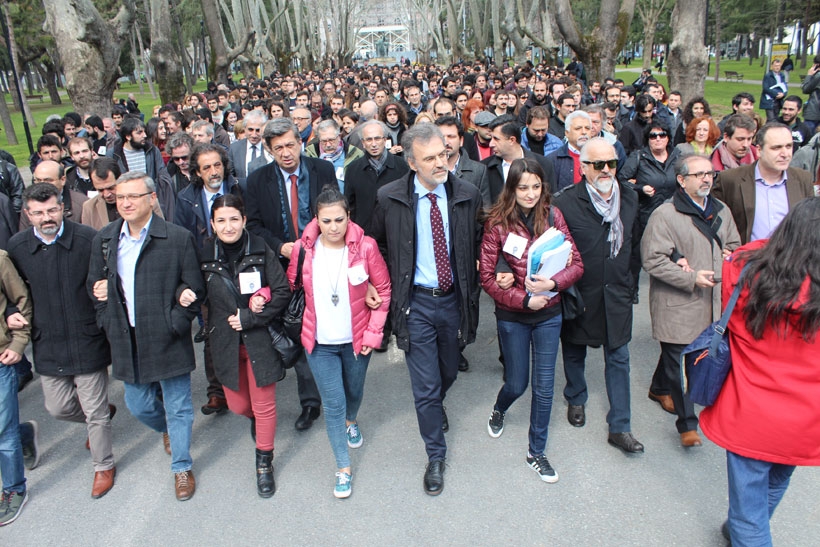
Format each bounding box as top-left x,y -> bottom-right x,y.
458,353 -> 469,372
375,331 -> 390,352
608,432 -> 645,453
194,324 -> 208,343
255,449 -> 275,498
567,405 -> 585,427
441,406 -> 449,433
17,371 -> 34,393
423,459 -> 445,495
295,406 -> 320,431
721,520 -> 731,543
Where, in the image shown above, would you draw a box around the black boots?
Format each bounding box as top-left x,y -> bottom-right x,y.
256,449 -> 275,498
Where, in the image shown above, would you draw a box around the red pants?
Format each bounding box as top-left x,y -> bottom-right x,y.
223,345 -> 277,451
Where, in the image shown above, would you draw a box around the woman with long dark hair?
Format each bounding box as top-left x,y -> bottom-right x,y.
479,158 -> 583,483
700,197 -> 820,545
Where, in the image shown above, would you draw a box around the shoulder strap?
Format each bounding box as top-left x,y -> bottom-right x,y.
709,264 -> 749,353
294,245 -> 306,287
548,205 -> 554,228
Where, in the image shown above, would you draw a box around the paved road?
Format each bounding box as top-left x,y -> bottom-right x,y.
5,273 -> 820,545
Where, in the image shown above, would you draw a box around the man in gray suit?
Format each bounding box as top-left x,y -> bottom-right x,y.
228,110 -> 268,191
435,116 -> 491,210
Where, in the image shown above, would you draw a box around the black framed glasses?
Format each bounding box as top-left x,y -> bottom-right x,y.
582,159 -> 618,170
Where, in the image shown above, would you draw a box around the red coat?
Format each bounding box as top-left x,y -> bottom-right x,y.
700,239 -> 820,465
287,218 -> 391,355
479,205 -> 584,313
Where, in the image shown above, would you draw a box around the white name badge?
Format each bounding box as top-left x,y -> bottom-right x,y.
385,138 -> 393,149
239,271 -> 262,294
335,166 -> 345,181
348,263 -> 368,285
503,233 -> 528,259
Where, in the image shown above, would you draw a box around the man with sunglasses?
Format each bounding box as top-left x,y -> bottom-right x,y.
553,138 -> 645,455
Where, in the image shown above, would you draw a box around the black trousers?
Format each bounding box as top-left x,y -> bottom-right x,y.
657,342 -> 698,433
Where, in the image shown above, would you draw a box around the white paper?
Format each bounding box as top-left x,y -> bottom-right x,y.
526,240 -> 572,298
503,233 -> 528,259
348,263 -> 368,285
239,271 -> 262,294
335,166 -> 345,181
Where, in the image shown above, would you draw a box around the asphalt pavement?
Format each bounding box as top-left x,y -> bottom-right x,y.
5,272 -> 820,546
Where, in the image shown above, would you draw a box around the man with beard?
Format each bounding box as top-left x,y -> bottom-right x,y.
175,143 -> 242,416
619,94 -> 657,155
710,114 -> 759,172
546,110 -> 592,192
161,132 -> 195,195
435,116 -> 490,209
777,96 -> 813,149
520,106 -> 563,159
518,80 -> 550,124
83,116 -> 108,155
66,137 -> 95,195
548,94 -> 576,140
553,138 -> 644,455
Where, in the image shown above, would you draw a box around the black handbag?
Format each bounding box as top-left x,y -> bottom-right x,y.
560,284 -> 585,321
283,245 -> 306,343
267,321 -> 301,369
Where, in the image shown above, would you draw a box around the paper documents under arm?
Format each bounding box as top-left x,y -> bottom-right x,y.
526,227 -> 572,297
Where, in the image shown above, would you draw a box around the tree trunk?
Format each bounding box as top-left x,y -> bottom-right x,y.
201,0 -> 254,84
553,0 -> 636,83
129,28 -> 146,94
3,3 -> 35,126
642,25 -> 657,70
713,0 -> 721,83
667,0 -> 707,103
37,61 -> 62,105
0,84 -> 17,145
169,0 -> 194,94
43,0 -> 135,118
150,0 -> 185,103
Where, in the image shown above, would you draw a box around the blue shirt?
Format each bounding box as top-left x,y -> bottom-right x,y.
118,216 -> 153,327
201,183 -> 227,235
280,162 -> 311,236
33,221 -> 64,245
750,164 -> 789,241
413,176 -> 451,289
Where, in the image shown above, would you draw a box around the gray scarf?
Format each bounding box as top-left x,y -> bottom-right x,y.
368,149 -> 389,174
586,181 -> 624,258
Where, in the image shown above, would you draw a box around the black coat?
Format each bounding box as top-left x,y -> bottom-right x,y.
174,177 -> 242,250
344,153 -> 410,234
245,155 -> 337,264
553,181 -> 641,348
617,146 -> 681,230
8,221 -> 110,376
88,215 -> 205,384
201,232 -> 291,390
483,148 -> 557,203
370,172 -> 483,351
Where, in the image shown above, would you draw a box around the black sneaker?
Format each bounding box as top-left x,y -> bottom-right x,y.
527,453 -> 559,483
487,410 -> 505,438
21,421 -> 40,470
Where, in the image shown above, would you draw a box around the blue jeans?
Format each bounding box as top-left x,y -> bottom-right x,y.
306,343 -> 370,469
562,341 -> 632,433
123,373 -> 194,473
495,315 -> 562,456
726,451 -> 796,546
0,364 -> 25,494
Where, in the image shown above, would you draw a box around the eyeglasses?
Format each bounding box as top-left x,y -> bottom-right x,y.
319,137 -> 340,145
684,171 -> 716,181
172,156 -> 189,162
292,116 -> 311,122
582,159 -> 618,170
362,136 -> 385,144
648,132 -> 668,139
27,207 -> 62,218
115,191 -> 153,202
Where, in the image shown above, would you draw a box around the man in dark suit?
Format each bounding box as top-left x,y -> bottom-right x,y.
435,117 -> 491,211
88,171 -> 204,501
712,123 -> 815,245
482,115 -> 556,204
228,110 -> 268,191
245,118 -> 334,430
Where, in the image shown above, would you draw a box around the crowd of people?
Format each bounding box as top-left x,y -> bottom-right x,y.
0,56 -> 819,546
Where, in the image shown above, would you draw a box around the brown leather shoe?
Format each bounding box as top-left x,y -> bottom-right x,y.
648,391 -> 676,414
162,432 -> 172,455
201,396 -> 228,415
86,404 -> 117,450
175,470 -> 196,501
680,430 -> 703,447
91,468 -> 116,499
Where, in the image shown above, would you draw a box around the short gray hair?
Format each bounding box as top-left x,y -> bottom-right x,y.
263,117 -> 300,142
359,119 -> 389,138
191,119 -> 214,137
401,123 -> 445,163
676,153 -> 711,177
243,109 -> 268,126
316,119 -> 341,137
116,171 -> 156,193
564,110 -> 591,129
166,131 -> 194,154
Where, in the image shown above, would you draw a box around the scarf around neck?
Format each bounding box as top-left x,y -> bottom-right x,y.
586,180 -> 624,258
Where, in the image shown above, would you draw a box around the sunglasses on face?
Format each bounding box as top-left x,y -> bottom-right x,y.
648,132 -> 668,139
582,159 -> 618,170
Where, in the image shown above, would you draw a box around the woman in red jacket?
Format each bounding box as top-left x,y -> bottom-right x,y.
287,185 -> 391,499
700,197 -> 820,546
479,158 -> 583,483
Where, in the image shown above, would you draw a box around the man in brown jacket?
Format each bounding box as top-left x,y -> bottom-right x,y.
82,158 -> 163,231
712,123 -> 814,244
641,155 -> 741,448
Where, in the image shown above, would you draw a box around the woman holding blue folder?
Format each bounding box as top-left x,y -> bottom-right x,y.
479,157 -> 584,483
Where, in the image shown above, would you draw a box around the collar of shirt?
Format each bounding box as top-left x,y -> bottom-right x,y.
449,153 -> 461,174
567,143 -> 581,155
33,221 -> 65,245
753,163 -> 788,187
413,175 -> 446,201
120,215 -> 153,242
279,164 -> 301,184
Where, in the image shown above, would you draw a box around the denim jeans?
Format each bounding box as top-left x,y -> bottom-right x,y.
562,341 -> 632,433
495,315 -> 562,456
726,450 -> 796,547
123,373 -> 194,473
0,364 -> 25,494
306,343 -> 370,469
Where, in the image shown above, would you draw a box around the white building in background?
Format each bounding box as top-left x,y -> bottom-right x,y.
355,0 -> 410,64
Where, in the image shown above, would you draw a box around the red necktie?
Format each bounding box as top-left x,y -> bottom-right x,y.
427,193 -> 452,292
289,174 -> 299,237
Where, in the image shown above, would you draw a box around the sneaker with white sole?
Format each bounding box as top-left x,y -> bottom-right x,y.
487,410 -> 505,438
527,453 -> 559,483
0,490 -> 29,526
21,421 -> 40,470
334,472 -> 352,499
346,423 -> 363,448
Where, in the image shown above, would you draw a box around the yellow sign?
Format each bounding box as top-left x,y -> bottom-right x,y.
771,43 -> 789,67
